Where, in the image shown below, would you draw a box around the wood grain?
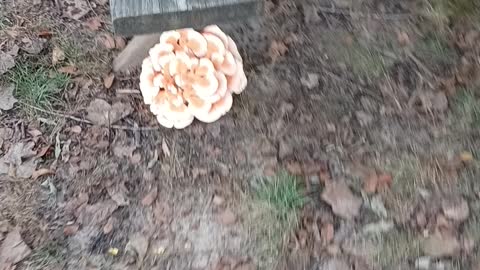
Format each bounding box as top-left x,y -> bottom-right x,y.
110,0 -> 261,36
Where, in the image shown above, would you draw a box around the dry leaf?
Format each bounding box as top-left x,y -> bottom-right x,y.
0,52 -> 15,75
460,151 -> 474,163
113,143 -> 136,158
0,84 -> 18,111
141,187 -> 158,206
397,31 -> 410,46
62,0 -> 90,20
321,180 -> 362,220
217,209 -> 237,225
321,223 -> 334,245
0,142 -> 38,178
0,228 -> 32,266
103,73 -> 115,89
130,153 -> 142,164
103,217 -> 114,234
162,139 -> 170,157
107,183 -> 130,206
77,200 -> 118,226
362,170 -> 378,194
377,173 -> 393,191
52,46 -> 65,65
58,65 -> 78,75
85,98 -> 133,126
63,224 -> 79,236
27,129 -> 42,137
126,233 -> 149,265
32,168 -> 54,180
38,30 -> 53,38
36,145 -> 51,158
114,36 -> 126,50
85,17 -> 102,31
101,34 -> 116,49
69,125 -> 82,134
268,40 -> 288,61
421,231 -> 461,258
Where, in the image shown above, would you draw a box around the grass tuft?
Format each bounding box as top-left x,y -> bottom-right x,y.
373,229 -> 421,268
451,89 -> 480,129
22,243 -> 65,270
242,172 -> 307,270
8,63 -> 70,111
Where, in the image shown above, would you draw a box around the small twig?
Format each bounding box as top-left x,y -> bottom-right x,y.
20,101 -> 92,124
116,89 -> 141,95
18,101 -> 161,131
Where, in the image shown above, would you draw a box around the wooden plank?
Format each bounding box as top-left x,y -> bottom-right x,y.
110,0 -> 262,36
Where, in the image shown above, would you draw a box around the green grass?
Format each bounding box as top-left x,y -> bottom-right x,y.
373,229 -> 421,268
421,0 -> 480,29
415,33 -> 457,68
242,172 -> 307,270
347,45 -> 389,80
7,63 -> 70,111
22,242 -> 65,270
451,89 -> 480,129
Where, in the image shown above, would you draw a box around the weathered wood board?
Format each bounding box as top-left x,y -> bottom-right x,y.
110,0 -> 262,36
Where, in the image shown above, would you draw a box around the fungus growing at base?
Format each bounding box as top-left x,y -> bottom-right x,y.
139,25 -> 247,129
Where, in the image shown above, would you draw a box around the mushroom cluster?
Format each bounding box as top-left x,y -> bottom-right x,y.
139,25 -> 247,129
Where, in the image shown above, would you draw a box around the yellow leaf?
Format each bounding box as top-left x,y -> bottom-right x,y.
108,247 -> 119,256
460,151 -> 474,162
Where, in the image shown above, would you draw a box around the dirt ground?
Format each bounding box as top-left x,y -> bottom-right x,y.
1,0 -> 480,269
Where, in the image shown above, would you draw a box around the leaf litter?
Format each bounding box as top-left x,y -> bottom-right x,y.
0,228 -> 32,268
85,98 -> 133,126
0,84 -> 18,111
0,141 -> 38,178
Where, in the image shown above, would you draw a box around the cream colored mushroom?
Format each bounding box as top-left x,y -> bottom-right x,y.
139,25 -> 247,129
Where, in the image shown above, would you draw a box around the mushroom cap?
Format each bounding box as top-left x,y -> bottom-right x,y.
195,93 -> 233,123
227,62 -> 247,94
139,25 -> 246,129
203,25 -> 229,46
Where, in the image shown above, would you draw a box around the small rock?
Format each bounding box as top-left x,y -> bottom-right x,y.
421,232 -> 461,258
63,224 -> 79,236
415,257 -> 431,270
442,197 -> 469,222
362,220 -> 394,235
278,140 -> 293,160
300,72 -> 320,89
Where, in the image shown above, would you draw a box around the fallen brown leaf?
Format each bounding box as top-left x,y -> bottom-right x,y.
0,52 -> 15,76
77,200 -> 118,226
217,209 -> 237,225
58,65 -> 78,75
101,34 -> 116,49
0,84 -> 18,111
362,170 -> 378,194
0,228 -> 32,267
68,125 -> 82,134
63,224 -> 79,236
126,233 -> 149,266
321,180 -> 362,220
85,17 -> 102,31
114,36 -> 126,50
141,187 -> 158,206
85,98 -> 133,126
36,145 -> 51,158
52,46 -> 65,65
103,217 -> 114,234
32,168 -> 54,180
377,173 -> 393,191
321,223 -> 334,245
107,183 -> 130,206
268,40 -> 288,62
421,231 -> 461,258
103,73 -> 115,89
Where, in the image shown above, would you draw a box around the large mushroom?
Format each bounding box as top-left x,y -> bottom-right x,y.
139,25 -> 247,129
